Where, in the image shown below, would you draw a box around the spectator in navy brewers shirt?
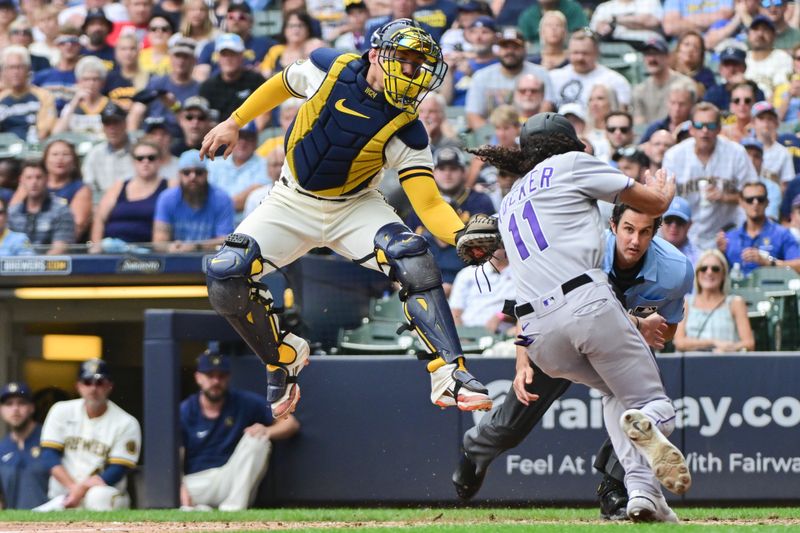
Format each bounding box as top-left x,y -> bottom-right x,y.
179,350 -> 299,511
0,382 -> 49,509
153,149 -> 234,253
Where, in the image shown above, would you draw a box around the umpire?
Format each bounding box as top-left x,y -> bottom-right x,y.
452,203 -> 694,520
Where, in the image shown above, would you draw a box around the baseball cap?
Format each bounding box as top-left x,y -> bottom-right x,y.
752,101 -> 777,118
227,1 -> 253,15
344,0 -> 367,12
215,32 -> 245,54
78,358 -> 111,382
521,112 -> 582,149
100,101 -> 126,123
741,136 -> 764,152
182,96 -> 212,116
239,121 -> 258,139
558,102 -> 587,123
457,0 -> 483,10
143,116 -> 168,133
0,382 -> 32,403
750,14 -> 775,30
663,196 -> 692,222
719,46 -> 746,64
469,16 -> 497,31
178,149 -> 207,171
83,7 -> 112,31
497,28 -> 524,46
196,349 -> 231,374
0,0 -> 17,10
433,146 -> 467,168
641,36 -> 668,54
169,34 -> 197,56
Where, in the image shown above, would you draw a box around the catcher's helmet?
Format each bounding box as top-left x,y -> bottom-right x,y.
520,112 -> 583,150
370,18 -> 447,114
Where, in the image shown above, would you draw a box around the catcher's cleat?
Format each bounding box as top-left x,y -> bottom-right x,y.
626,490 -> 678,523
597,475 -> 629,521
620,409 -> 692,495
427,357 -> 493,411
452,449 -> 486,500
267,333 -> 310,419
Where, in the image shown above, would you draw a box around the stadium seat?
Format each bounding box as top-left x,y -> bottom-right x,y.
747,266 -> 800,291
253,10 -> 282,38
0,133 -> 25,158
732,287 -> 774,350
598,42 -> 643,85
368,294 -> 406,323
45,132 -> 101,158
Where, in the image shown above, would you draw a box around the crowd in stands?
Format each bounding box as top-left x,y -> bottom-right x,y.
0,0 -> 798,328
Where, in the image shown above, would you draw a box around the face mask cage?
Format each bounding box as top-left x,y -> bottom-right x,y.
377,27 -> 447,114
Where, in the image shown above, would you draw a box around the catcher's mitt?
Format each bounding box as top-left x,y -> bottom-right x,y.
455,214 -> 501,266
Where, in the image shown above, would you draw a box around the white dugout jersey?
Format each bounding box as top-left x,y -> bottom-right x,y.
497,151 -> 632,302
41,399 -> 141,495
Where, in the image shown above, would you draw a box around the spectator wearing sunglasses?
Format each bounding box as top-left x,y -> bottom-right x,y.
721,81 -> 758,142
37,359 -> 141,510
673,249 -> 754,353
764,0 -> 800,50
602,110 -> 634,162
741,137 -> 782,220
9,17 -> 51,73
716,180 -> 800,275
662,102 -> 758,250
153,150 -> 233,253
139,15 -> 175,77
89,140 -> 168,252
751,101 -> 796,184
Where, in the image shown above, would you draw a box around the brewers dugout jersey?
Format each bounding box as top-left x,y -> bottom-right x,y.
498,152 -> 632,301
0,424 -> 49,509
277,48 -> 432,198
40,399 -> 141,495
180,389 -> 272,475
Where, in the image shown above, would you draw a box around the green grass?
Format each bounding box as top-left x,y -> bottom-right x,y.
0,507 -> 796,532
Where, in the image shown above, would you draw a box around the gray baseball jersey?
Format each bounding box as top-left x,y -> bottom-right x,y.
498,150 -> 678,500
497,151 -> 632,299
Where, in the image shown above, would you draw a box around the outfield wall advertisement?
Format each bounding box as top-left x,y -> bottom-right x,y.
220,354 -> 800,504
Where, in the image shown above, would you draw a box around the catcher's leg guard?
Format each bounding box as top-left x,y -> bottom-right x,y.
374,223 -> 492,411
206,233 -> 309,418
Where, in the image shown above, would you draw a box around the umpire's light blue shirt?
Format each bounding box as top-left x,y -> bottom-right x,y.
603,232 -> 695,325
723,219 -> 800,276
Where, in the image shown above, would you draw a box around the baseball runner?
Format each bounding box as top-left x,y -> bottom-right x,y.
200,19 -> 496,419
36,360 -> 141,511
466,112 -> 690,522
453,203 -> 694,520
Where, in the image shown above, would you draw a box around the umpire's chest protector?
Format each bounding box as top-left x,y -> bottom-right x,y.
285,50 -> 423,197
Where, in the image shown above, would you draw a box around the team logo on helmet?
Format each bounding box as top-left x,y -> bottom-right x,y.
371,19 -> 447,114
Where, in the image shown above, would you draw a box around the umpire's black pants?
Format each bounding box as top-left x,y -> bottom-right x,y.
463,361 -> 626,482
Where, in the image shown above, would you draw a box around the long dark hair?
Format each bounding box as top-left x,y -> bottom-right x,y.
467,133 -> 584,176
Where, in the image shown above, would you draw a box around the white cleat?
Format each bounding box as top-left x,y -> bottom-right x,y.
268,333 -> 310,419
626,490 -> 679,523
428,357 -> 493,412
620,409 -> 692,495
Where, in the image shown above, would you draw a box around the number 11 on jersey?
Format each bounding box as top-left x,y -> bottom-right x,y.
508,200 -> 549,260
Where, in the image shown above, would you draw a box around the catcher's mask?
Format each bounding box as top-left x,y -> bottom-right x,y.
370,19 -> 447,114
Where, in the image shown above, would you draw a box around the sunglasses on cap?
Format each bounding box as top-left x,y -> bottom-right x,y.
743,195 -> 768,204
762,0 -> 783,7
692,121 -> 719,130
698,264 -> 722,273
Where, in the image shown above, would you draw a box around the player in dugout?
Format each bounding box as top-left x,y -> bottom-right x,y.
200,19 -> 495,420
